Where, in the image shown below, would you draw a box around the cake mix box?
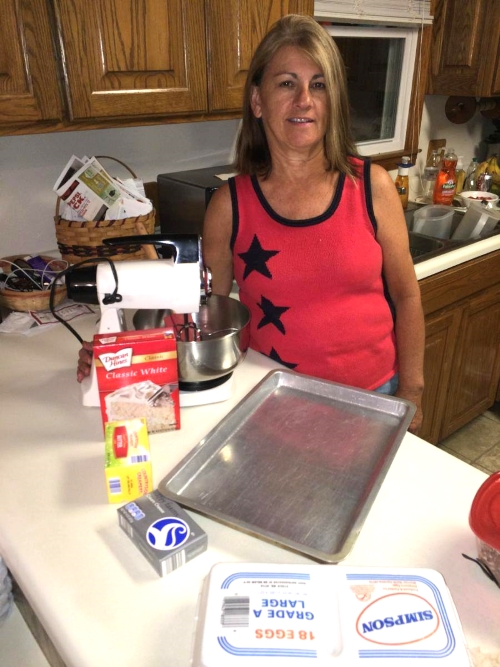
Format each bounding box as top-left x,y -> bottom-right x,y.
193,563 -> 472,667
104,418 -> 153,503
93,327 -> 180,434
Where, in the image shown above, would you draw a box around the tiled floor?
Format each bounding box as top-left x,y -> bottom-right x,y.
438,402 -> 500,474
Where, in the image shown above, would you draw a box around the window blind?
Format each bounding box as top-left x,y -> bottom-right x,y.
314,1 -> 433,26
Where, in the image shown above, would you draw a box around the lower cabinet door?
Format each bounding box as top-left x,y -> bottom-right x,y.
441,286 -> 500,439
420,308 -> 461,444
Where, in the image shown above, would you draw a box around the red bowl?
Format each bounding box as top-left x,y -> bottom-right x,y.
469,471 -> 500,551
469,472 -> 500,581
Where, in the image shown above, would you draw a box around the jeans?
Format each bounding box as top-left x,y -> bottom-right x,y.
374,373 -> 399,396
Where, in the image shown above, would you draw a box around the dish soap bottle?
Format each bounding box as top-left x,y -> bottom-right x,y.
422,150 -> 440,203
433,147 -> 457,205
395,156 -> 411,209
455,155 -> 465,194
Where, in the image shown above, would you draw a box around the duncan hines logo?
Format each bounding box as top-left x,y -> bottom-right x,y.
98,347 -> 133,371
356,593 -> 440,645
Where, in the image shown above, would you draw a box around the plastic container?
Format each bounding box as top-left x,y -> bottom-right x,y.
193,562 -> 472,666
469,471 -> 500,583
451,201 -> 500,240
412,204 -> 455,239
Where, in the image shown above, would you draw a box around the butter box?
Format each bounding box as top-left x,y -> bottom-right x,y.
93,327 -> 180,434
104,418 -> 153,504
117,491 -> 207,577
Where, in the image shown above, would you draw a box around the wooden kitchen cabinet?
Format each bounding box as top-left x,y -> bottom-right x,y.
207,0 -> 313,112
428,0 -> 500,97
419,309 -> 461,444
0,0 -> 312,134
0,0 -> 63,124
53,0 -> 208,120
440,285 -> 500,438
419,249 -> 500,444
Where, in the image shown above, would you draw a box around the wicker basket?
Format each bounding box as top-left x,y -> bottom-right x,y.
0,256 -> 67,312
54,156 -> 155,264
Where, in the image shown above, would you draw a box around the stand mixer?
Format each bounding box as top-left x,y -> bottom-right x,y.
65,234 -> 250,408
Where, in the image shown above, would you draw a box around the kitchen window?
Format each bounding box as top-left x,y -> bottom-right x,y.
321,25 -> 418,155
315,0 -> 433,164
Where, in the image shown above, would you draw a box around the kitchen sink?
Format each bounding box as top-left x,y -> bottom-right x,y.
405,204 -> 500,264
407,229 -> 492,264
409,232 -> 445,261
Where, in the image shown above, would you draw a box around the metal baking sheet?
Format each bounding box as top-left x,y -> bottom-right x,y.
158,369 -> 415,562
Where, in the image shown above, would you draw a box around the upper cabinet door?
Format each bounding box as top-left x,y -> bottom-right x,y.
0,0 -> 63,123
428,0 -> 500,97
53,0 -> 208,120
207,0 -> 313,113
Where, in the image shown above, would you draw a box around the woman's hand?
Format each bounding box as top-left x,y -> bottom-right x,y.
395,387 -> 423,436
77,341 -> 94,383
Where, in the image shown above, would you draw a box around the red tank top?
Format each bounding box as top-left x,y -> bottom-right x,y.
230,157 -> 397,390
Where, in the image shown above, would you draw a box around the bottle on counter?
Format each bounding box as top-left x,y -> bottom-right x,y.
464,157 -> 479,191
433,147 -> 457,206
455,155 -> 466,194
477,171 -> 493,192
422,149 -> 440,203
395,156 -> 411,209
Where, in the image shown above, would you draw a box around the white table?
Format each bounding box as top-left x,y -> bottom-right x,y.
0,312 -> 498,666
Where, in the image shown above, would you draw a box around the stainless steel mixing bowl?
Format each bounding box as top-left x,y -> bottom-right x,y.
132,295 -> 251,385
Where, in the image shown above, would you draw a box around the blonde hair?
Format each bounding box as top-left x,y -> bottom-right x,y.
233,14 -> 359,178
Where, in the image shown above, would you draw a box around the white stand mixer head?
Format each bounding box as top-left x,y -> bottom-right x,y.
77,234 -> 211,407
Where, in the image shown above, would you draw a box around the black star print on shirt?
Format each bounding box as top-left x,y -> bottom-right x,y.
238,234 -> 279,280
257,296 -> 289,334
268,347 -> 298,370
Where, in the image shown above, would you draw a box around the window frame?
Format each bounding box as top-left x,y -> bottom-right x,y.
322,24 -> 419,156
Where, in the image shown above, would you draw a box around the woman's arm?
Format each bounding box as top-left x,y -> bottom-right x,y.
371,163 -> 425,434
202,184 -> 235,296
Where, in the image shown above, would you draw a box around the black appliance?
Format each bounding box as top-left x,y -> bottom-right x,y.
157,165 -> 233,236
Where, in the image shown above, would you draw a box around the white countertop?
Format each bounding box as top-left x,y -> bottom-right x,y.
1,312 -> 499,667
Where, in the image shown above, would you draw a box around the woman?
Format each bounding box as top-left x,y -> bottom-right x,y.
202,15 -> 424,432
79,15 -> 424,433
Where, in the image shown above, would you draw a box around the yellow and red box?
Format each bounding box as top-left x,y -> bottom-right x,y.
104,418 -> 153,504
93,327 -> 180,435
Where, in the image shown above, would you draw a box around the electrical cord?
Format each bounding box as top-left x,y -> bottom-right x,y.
49,257 -> 122,344
1,258 -> 69,292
